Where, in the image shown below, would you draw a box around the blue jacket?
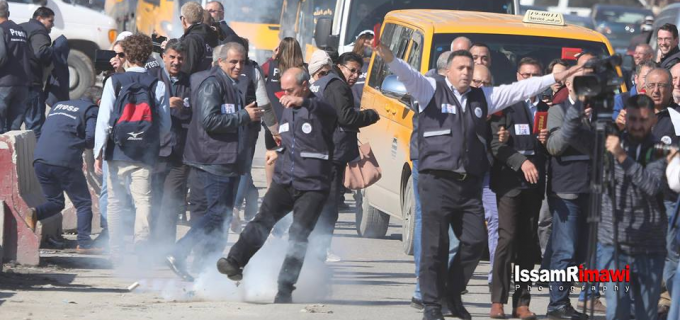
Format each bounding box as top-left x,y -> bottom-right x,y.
612,85 -> 637,120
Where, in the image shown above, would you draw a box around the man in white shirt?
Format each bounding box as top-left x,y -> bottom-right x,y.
374,44 -> 581,320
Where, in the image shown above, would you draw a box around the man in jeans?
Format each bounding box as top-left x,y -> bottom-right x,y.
94,34 -> 171,261
563,94 -> 667,320
166,41 -> 263,281
20,6 -> 55,138
0,0 -> 31,133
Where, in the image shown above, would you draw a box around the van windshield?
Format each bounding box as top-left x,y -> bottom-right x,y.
345,0 -> 516,45
430,33 -> 610,85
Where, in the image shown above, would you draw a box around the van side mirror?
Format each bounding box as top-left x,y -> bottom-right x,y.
381,75 -> 410,102
314,17 -> 334,50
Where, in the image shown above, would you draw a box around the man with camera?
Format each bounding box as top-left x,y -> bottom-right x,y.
545,52 -> 606,319
561,93 -> 667,320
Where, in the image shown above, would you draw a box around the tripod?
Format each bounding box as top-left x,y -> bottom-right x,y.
583,105 -> 618,319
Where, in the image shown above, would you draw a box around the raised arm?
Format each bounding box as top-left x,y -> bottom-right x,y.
375,44 -> 436,111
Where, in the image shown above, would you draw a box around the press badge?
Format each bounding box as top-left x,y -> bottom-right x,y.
514,124 -> 531,136
221,103 -> 236,114
441,103 -> 456,114
279,123 -> 290,133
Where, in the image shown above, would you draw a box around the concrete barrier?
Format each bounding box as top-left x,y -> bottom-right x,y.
0,131 -> 61,265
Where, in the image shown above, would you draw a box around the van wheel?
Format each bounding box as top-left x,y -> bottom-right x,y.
401,176 -> 416,255
68,50 -> 95,99
355,190 -> 390,238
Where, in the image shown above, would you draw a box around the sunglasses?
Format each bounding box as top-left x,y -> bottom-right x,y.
115,52 -> 125,58
315,70 -> 329,77
341,64 -> 362,76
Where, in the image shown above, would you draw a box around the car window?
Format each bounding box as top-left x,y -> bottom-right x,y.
8,0 -> 32,3
430,33 -> 610,85
407,31 -> 424,70
367,23 -> 412,90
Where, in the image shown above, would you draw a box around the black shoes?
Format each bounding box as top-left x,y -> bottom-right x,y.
274,291 -> 293,304
422,308 -> 445,320
411,297 -> 424,310
546,305 -> 589,320
165,255 -> 194,282
216,257 -> 243,281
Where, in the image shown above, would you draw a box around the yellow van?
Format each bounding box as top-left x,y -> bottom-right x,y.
357,10 -> 621,254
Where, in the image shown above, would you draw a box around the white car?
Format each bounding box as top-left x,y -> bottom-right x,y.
7,0 -> 117,98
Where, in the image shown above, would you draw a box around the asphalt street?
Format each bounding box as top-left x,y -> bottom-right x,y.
0,131 -> 604,319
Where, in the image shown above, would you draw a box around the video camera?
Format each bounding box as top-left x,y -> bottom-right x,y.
573,54 -> 623,121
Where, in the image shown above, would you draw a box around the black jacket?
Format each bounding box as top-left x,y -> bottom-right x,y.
19,19 -> 52,88
661,46 -> 680,71
180,23 -> 218,75
324,66 -> 379,131
44,35 -> 69,107
218,21 -> 238,43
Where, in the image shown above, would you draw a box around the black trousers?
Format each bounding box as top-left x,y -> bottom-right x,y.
151,157 -> 190,249
491,188 -> 542,306
228,181 -> 329,293
419,171 -> 487,308
310,162 -> 345,257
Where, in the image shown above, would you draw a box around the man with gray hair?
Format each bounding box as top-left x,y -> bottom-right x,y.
217,67 -> 337,304
166,41 -> 264,281
0,0 -> 31,133
450,36 -> 472,52
179,1 -> 215,74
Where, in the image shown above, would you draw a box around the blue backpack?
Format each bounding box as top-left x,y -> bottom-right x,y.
109,73 -> 160,161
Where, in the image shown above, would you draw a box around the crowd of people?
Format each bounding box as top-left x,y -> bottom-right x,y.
1,0 -> 680,319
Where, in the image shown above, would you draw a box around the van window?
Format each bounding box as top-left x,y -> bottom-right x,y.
8,0 -> 31,3
344,0 -> 516,45
430,33 -> 610,85
368,23 -> 412,90
407,31 -> 424,70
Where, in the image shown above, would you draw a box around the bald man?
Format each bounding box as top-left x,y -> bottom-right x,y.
634,44 -> 654,67
472,64 -> 492,88
218,68 -> 338,304
450,36 -> 472,52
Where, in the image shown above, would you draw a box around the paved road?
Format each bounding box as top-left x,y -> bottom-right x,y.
0,131 -> 604,319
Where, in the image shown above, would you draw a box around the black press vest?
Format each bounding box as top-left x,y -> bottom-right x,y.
34,99 -> 97,169
0,21 -> 31,87
418,79 -> 489,177
409,74 -> 445,160
183,69 -> 244,168
652,104 -> 680,201
490,101 -> 548,195
549,101 -> 591,194
311,72 -> 360,163
273,96 -> 336,191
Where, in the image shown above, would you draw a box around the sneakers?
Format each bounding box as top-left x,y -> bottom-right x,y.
216,257 -> 243,281
76,245 -> 104,255
24,208 -> 37,231
410,297 -> 424,310
576,298 -> 606,314
325,250 -> 341,262
165,255 -> 195,282
546,305 -> 589,320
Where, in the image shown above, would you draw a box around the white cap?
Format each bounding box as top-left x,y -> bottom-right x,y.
116,31 -> 133,42
309,50 -> 333,76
